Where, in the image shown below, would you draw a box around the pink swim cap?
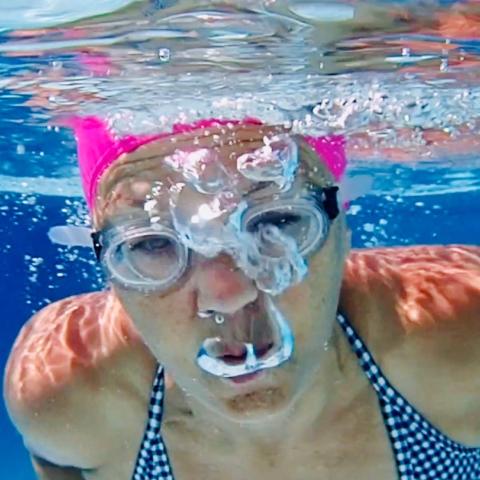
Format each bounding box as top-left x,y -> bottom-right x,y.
67,116 -> 347,211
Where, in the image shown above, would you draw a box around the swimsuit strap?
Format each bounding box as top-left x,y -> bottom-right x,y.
336,312 -> 395,401
337,312 -> 480,480
132,364 -> 175,480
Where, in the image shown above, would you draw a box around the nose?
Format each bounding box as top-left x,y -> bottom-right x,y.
194,254 -> 258,315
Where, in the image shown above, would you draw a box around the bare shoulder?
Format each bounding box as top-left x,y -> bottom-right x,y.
5,290 -> 141,409
341,245 -> 480,396
3,290 -> 146,466
340,244 -> 480,333
339,245 -> 480,441
340,245 -> 480,412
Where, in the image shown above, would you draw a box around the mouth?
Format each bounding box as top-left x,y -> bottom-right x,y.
220,342 -> 274,385
228,371 -> 263,384
219,341 -> 275,365
196,296 -> 294,379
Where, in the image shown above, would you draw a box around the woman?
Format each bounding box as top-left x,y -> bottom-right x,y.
4,116 -> 480,480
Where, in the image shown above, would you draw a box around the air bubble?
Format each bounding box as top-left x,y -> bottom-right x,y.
165,148 -> 230,194
237,135 -> 298,190
158,48 -> 171,62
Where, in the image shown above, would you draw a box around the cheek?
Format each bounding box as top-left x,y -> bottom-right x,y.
276,250 -> 341,345
116,288 -> 206,369
280,259 -> 330,316
278,283 -> 325,345
115,287 -> 198,340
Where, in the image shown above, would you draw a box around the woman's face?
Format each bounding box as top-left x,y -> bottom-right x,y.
98,133 -> 349,422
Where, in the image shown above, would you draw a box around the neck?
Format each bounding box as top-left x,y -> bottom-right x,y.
168,322 -> 361,449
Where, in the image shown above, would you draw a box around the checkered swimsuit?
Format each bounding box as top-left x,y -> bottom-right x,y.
132,314 -> 480,480
132,365 -> 174,480
337,313 -> 480,480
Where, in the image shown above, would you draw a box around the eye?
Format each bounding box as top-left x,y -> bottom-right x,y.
128,235 -> 173,255
246,211 -> 301,233
244,204 -> 328,256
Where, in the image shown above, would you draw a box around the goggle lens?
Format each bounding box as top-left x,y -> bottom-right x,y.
99,195 -> 333,292
244,201 -> 327,257
104,227 -> 188,290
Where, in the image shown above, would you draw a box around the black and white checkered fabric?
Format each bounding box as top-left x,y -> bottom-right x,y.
131,315 -> 480,480
337,313 -> 480,480
132,365 -> 174,480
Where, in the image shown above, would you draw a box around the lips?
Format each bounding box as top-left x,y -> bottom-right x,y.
220,343 -> 246,360
196,295 -> 294,380
229,371 -> 264,385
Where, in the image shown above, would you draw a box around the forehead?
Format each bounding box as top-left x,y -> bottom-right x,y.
96,125 -> 329,227
102,170 -> 304,228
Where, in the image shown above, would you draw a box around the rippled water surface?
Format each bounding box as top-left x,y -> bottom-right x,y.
1,1 -> 480,180
0,2 -> 479,477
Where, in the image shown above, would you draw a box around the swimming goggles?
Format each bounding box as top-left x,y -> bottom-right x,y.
91,186 -> 339,292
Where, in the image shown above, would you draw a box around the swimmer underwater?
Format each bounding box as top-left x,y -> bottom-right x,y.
4,116 -> 480,480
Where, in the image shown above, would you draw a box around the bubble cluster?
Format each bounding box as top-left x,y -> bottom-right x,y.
165,136 -> 307,295
237,135 -> 298,191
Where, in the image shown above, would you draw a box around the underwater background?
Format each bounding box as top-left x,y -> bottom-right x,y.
1,0 -> 480,477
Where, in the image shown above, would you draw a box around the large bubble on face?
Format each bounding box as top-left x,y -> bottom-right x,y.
232,223 -> 309,295
236,134 -> 299,191
164,148 -> 230,195
154,132 -> 308,295
173,193 -> 246,259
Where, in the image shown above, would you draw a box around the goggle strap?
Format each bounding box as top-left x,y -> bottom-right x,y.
91,231 -> 103,262
322,186 -> 340,220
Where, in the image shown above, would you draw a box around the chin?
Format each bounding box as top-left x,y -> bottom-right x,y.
214,369 -> 296,423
